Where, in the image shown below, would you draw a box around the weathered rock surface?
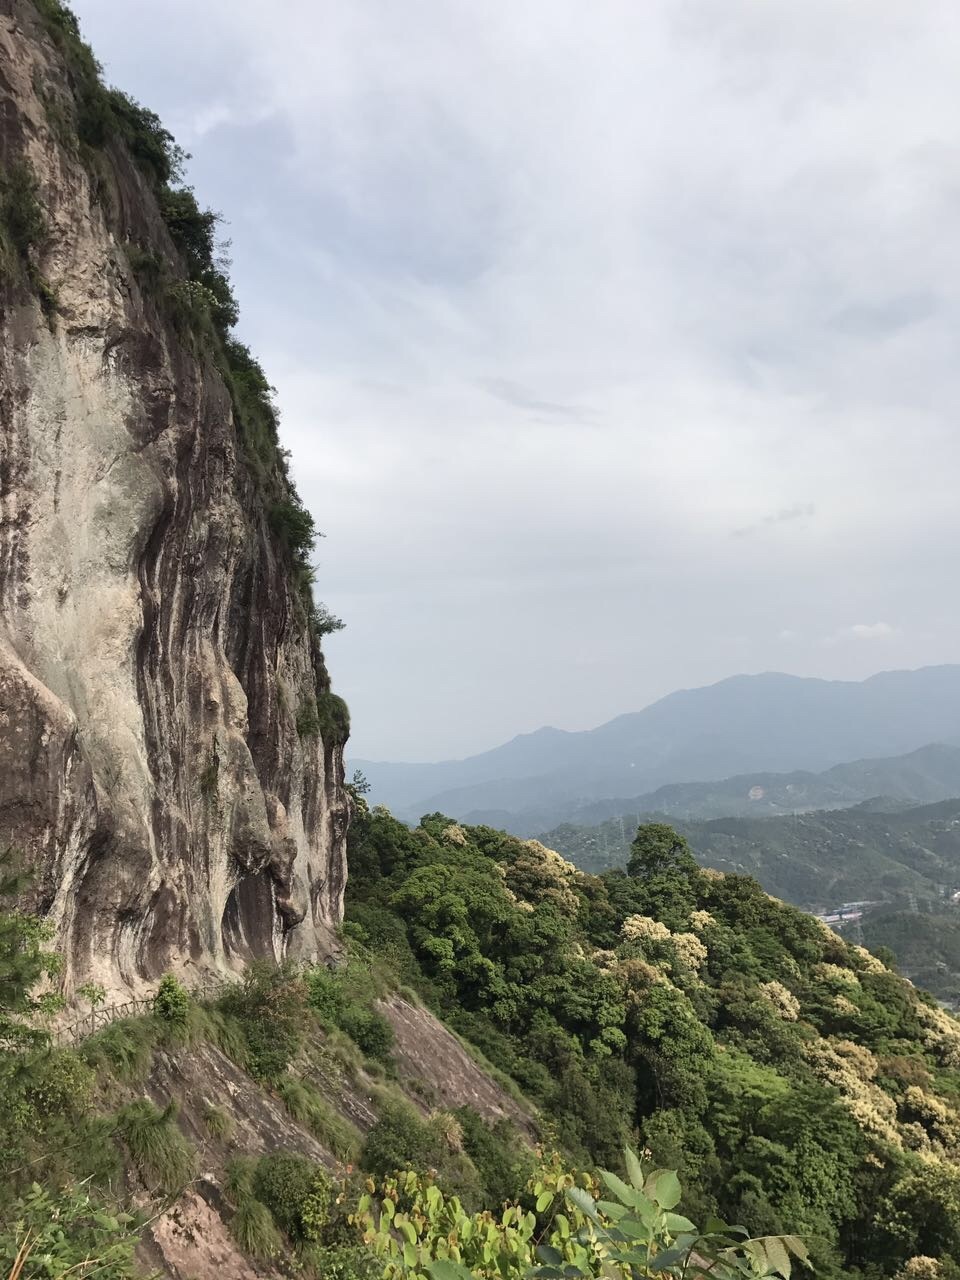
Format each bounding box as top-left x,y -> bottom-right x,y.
132,1006 -> 536,1279
379,993 -> 536,1136
0,0 -> 349,996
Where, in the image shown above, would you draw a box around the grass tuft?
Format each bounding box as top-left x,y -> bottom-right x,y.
201,1007 -> 250,1070
230,1194 -> 282,1260
202,1103 -> 234,1141
276,1075 -> 361,1164
81,1016 -> 158,1082
225,1156 -> 257,1201
115,1099 -> 195,1194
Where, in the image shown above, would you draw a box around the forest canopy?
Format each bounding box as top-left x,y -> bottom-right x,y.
345,805 -> 960,1278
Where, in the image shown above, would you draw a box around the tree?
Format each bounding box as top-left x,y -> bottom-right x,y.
627,824 -> 699,880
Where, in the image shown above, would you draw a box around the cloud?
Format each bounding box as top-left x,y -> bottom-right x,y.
823,622 -> 898,647
733,503 -> 816,538
72,0 -> 960,757
477,378 -> 597,424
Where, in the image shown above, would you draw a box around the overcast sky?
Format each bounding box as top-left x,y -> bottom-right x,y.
72,0 -> 960,761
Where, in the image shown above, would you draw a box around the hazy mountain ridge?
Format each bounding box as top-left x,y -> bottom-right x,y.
355,666 -> 960,828
477,741 -> 960,834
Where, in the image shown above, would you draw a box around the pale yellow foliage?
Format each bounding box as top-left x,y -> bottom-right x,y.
758,980 -> 800,1022
688,909 -> 716,933
442,823 -> 469,846
813,916 -> 840,940
850,944 -> 888,974
672,932 -> 708,972
833,1039 -> 879,1081
701,867 -> 725,881
916,1002 -> 960,1069
897,1257 -> 943,1280
523,839 -> 578,876
502,840 -> 580,914
616,957 -> 671,1000
804,1040 -> 901,1146
430,1109 -> 464,1152
834,995 -> 859,1016
902,1085 -> 960,1150
622,915 -> 671,944
815,962 -> 861,989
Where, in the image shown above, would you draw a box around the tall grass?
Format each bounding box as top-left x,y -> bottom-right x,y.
115,1100 -> 195,1195
81,1017 -> 159,1082
276,1076 -> 361,1164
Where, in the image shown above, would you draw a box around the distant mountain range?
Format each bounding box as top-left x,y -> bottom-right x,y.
526,742 -> 960,830
354,666 -> 960,831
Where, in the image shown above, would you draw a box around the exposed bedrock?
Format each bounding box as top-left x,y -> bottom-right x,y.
0,1 -> 350,995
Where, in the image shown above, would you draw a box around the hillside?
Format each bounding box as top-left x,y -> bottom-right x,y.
544,797 -> 960,908
354,667 -> 960,829
864,911 -> 960,1007
342,807 -> 960,1276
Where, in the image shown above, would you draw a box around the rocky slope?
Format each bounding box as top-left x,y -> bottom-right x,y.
0,0 -> 349,997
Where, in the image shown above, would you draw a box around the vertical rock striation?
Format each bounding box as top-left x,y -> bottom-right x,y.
0,0 -> 350,995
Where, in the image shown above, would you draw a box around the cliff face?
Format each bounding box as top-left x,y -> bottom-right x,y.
0,0 -> 350,996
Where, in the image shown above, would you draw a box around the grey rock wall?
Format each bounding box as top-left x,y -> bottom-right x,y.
0,1 -> 349,996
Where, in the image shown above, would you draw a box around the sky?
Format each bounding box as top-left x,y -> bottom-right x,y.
72,0 -> 960,761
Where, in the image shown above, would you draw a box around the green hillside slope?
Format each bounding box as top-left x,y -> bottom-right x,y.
544,798 -> 960,909
346,806 -> 960,1276
864,911 -> 960,1007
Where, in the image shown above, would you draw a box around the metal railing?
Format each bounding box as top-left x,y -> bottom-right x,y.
55,997 -> 155,1045
52,975 -> 238,1046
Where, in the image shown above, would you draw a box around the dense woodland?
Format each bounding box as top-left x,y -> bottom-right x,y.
346,805 -> 960,1277
545,798 -> 960,909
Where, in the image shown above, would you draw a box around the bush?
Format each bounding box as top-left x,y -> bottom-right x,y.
299,1168 -> 334,1242
299,1243 -> 379,1280
339,1005 -> 394,1063
354,1145 -> 809,1280
0,1181 -> 141,1280
23,1048 -> 93,1119
296,697 -> 322,740
0,161 -> 46,267
158,188 -> 218,273
153,973 -> 190,1030
316,691 -> 351,745
455,1107 -> 533,1207
269,498 -> 316,560
306,966 -> 346,1028
361,1100 -> 440,1180
81,1017 -> 158,1082
218,962 -> 308,1081
0,159 -> 54,310
252,1152 -> 325,1240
